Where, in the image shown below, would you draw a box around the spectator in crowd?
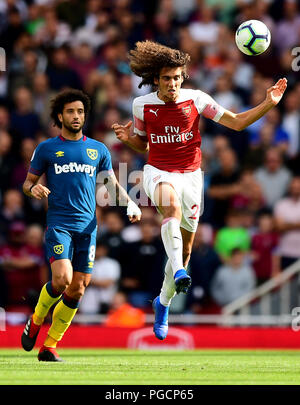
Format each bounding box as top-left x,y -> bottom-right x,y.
282,90 -> 300,170
0,6 -> 26,57
25,3 -> 44,36
273,0 -> 300,53
73,8 -> 110,51
0,131 -> 15,197
251,211 -> 279,284
249,120 -> 289,159
33,7 -> 71,48
0,221 -> 44,311
254,147 -> 292,209
69,41 -> 101,92
153,10 -> 178,49
210,248 -> 256,307
11,137 -> 36,190
25,222 -> 49,294
230,169 -> 265,213
207,148 -> 241,228
0,189 -> 26,243
186,223 -> 221,313
222,47 -> 254,95
46,46 -> 82,91
121,219 -> 165,308
32,73 -> 55,129
104,291 -> 145,328
274,176 -> 300,271
212,73 -> 242,113
80,241 -> 121,314
188,5 -> 221,48
244,127 -> 276,170
10,86 -> 41,140
214,209 -> 251,262
98,209 -> 127,261
8,49 -> 43,96
116,74 -> 136,116
0,106 -> 11,133
0,262 -> 7,308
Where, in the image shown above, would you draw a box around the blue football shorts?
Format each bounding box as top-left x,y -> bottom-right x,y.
45,226 -> 97,274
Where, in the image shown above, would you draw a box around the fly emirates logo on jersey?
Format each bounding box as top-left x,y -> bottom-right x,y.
54,162 -> 96,177
150,126 -> 193,144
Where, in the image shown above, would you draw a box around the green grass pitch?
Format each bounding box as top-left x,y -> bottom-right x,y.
1,349 -> 300,385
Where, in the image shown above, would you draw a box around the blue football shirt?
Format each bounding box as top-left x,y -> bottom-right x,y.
29,134 -> 113,232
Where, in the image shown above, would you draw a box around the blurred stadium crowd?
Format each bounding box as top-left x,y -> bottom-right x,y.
1,0 -> 300,322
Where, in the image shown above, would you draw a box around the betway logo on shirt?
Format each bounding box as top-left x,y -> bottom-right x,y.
150,125 -> 193,144
54,162 -> 96,177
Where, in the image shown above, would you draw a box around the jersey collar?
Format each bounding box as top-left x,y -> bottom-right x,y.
59,134 -> 87,142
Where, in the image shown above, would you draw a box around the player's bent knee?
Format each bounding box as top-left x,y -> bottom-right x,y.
67,286 -> 86,300
51,259 -> 73,293
67,279 -> 90,300
161,205 -> 182,221
52,276 -> 71,293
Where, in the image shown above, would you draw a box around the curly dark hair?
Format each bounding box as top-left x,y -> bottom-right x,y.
50,88 -> 91,128
129,41 -> 191,88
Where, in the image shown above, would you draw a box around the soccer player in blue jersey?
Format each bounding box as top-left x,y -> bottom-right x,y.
21,89 -> 141,361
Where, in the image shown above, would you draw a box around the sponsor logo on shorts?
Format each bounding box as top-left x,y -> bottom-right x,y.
153,175 -> 161,183
54,244 -> 64,255
88,261 -> 94,269
86,148 -> 98,160
54,162 -> 96,177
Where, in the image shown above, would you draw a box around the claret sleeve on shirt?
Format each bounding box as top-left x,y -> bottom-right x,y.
96,143 -> 114,183
132,97 -> 146,136
194,90 -> 225,122
28,142 -> 47,176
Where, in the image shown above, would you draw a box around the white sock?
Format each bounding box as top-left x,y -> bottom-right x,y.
161,217 -> 184,276
159,259 -> 176,307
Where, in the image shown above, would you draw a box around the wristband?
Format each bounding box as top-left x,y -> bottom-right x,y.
29,184 -> 35,193
127,200 -> 141,217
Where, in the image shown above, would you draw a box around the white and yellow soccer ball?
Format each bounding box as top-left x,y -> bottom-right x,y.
235,20 -> 271,56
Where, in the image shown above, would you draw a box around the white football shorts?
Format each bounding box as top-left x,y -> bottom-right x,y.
143,164 -> 203,233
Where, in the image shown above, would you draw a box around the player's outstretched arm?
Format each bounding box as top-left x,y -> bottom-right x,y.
218,78 -> 287,131
112,121 -> 149,153
23,172 -> 51,200
101,172 -> 142,223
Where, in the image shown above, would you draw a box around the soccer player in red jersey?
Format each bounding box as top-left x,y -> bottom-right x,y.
112,41 -> 287,340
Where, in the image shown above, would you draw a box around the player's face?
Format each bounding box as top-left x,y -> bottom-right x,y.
59,101 -> 85,134
155,67 -> 184,102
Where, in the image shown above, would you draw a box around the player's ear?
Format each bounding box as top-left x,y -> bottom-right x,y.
153,76 -> 159,86
58,113 -> 63,123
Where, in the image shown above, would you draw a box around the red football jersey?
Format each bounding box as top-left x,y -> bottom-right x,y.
133,89 -> 225,172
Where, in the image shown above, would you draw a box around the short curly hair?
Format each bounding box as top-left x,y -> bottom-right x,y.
50,88 -> 91,128
129,41 -> 191,88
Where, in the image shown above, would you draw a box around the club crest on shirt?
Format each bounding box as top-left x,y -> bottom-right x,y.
182,105 -> 192,117
86,148 -> 98,160
54,244 -> 64,255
